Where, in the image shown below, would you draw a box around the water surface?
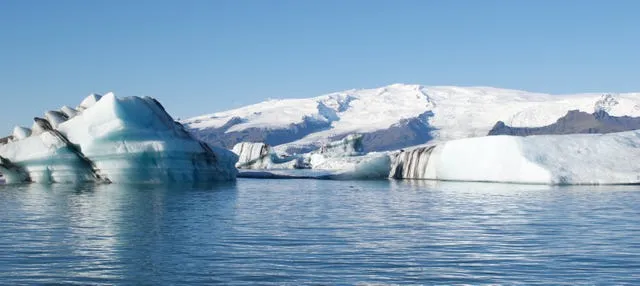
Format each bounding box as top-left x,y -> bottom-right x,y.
1,179 -> 639,284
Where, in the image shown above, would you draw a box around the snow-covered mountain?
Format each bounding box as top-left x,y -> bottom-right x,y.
183,84 -> 640,153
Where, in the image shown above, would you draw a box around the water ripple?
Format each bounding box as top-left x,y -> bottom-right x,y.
1,180 -> 640,284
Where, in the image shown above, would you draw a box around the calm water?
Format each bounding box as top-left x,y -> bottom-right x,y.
1,179 -> 640,285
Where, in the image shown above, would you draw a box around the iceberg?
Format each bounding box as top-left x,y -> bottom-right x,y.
234,134 -> 391,179
230,128 -> 640,185
390,131 -> 640,185
304,134 -> 391,178
307,133 -> 388,178
233,128 -> 640,185
315,134 -> 364,156
232,134 -> 365,170
0,93 -> 238,184
310,152 -> 391,179
232,142 -> 303,169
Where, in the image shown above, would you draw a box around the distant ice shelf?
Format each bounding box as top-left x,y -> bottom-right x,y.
0,93 -> 238,184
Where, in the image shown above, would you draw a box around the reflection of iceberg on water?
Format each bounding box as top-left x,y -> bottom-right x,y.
0,93 -> 237,184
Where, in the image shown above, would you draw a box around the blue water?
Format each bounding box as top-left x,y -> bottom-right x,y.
1,179 -> 640,285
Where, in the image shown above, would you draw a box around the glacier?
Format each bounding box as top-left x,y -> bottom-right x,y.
0,93 -> 238,184
183,84 -> 640,154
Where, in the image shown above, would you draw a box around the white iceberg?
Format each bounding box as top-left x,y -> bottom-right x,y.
390,131 -> 640,185
234,134 -> 390,179
314,134 -> 364,157
311,134 -> 393,178
0,93 -> 238,184
307,152 -> 391,179
299,133 -> 386,178
232,134 -> 366,170
232,142 -> 303,169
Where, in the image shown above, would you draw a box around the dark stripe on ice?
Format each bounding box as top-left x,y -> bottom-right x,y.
0,155 -> 31,183
34,117 -> 111,183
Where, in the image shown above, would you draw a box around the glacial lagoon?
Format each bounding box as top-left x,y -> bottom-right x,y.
1,179 -> 639,285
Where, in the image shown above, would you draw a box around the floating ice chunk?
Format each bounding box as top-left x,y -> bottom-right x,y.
233,142 -> 270,168
236,152 -> 391,180
12,126 -> 31,140
309,151 -> 390,178
231,133 -> 371,171
232,142 -> 302,169
325,152 -> 391,179
316,134 -> 364,157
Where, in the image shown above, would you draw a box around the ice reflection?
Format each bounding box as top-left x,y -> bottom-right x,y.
0,182 -> 239,284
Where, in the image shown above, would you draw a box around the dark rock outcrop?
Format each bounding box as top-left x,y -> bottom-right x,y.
488,110 -> 640,136
358,111 -> 434,152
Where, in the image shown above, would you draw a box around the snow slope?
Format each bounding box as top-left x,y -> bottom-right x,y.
183,84 -> 640,153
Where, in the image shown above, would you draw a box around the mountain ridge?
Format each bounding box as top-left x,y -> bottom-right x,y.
488,109 -> 640,136
182,84 -> 640,153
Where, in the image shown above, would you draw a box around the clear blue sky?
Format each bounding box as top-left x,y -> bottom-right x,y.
1,0 -> 639,134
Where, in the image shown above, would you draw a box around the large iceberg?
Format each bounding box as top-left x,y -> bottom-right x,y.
234,129 -> 640,184
0,93 -> 237,184
390,131 -> 640,185
231,127 -> 640,185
